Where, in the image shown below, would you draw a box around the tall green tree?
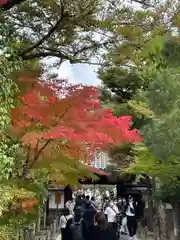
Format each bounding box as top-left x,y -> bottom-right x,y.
0,0 -> 116,65
0,0 -> 178,66
99,0 -> 179,167
127,33 -> 180,239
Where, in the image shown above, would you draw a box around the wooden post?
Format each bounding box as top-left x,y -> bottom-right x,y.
43,201 -> 47,229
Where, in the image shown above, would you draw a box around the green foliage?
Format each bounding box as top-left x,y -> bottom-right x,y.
99,67 -> 143,102
129,143 -> 180,202
145,70 -> 180,116
0,180 -> 39,222
99,1 -> 180,193
0,0 -> 114,64
141,69 -> 180,161
140,35 -> 166,60
0,35 -> 46,236
31,153 -> 95,186
128,32 -> 180,202
108,143 -> 134,170
0,55 -> 23,180
1,0 -> 179,67
162,38 -> 180,68
129,144 -> 179,183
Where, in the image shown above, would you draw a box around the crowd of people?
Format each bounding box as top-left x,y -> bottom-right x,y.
59,193 -> 145,240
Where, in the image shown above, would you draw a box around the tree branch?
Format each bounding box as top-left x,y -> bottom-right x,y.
20,5 -> 65,57
74,40 -> 115,56
21,51 -> 82,62
3,132 -> 18,144
29,139 -> 51,169
59,104 -> 72,119
34,139 -> 39,156
21,51 -> 89,64
131,0 -> 155,8
21,39 -> 114,63
21,145 -> 31,178
28,104 -> 73,168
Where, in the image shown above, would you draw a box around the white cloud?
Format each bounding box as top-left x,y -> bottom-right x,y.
58,60 -> 75,83
58,60 -> 101,86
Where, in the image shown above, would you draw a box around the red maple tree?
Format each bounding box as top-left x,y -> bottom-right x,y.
10,75 -> 141,176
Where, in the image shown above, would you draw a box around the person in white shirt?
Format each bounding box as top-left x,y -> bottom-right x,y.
104,200 -> 119,229
59,208 -> 72,240
125,195 -> 138,240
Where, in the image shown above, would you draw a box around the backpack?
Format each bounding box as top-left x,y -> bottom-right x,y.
70,218 -> 84,240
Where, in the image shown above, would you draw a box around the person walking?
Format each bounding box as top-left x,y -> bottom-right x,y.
117,197 -> 128,235
83,199 -> 97,233
91,211 -> 117,240
59,208 -> 72,240
65,206 -> 89,240
125,195 -> 138,240
104,200 -> 119,229
117,198 -> 126,214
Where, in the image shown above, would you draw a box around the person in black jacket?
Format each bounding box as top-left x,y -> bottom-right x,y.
65,206 -> 89,240
124,195 -> 138,240
83,200 -> 97,232
92,211 -> 117,240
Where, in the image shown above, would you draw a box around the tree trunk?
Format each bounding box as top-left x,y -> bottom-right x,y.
172,201 -> 180,240
147,188 -> 154,231
151,178 -> 168,240
156,202 -> 168,240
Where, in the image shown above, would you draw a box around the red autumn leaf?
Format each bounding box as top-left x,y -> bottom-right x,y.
11,76 -> 142,164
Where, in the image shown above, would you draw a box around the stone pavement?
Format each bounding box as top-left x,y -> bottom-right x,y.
120,234 -> 140,240
120,234 -> 130,240
55,233 -> 140,240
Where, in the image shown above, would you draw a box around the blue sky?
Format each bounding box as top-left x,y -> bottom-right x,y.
58,60 -> 101,86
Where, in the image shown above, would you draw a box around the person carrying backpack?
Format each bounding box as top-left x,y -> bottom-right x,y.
92,212 -> 117,240
65,206 -> 89,240
83,200 -> 97,233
